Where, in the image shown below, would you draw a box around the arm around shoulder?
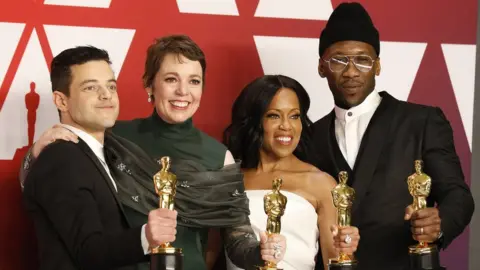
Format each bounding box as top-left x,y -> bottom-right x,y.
422,107 -> 474,248
222,223 -> 263,269
19,145 -> 35,191
23,142 -> 147,269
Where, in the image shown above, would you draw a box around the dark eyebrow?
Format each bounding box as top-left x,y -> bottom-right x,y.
266,108 -> 300,113
79,79 -> 116,87
79,79 -> 98,87
164,72 -> 179,77
331,50 -> 368,56
163,72 -> 202,79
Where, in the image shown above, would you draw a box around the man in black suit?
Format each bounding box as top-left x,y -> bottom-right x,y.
22,46 -> 177,270
311,3 -> 474,270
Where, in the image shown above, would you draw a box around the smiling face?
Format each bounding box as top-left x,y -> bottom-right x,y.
54,60 -> 119,134
318,40 -> 381,109
147,53 -> 203,124
260,87 -> 302,160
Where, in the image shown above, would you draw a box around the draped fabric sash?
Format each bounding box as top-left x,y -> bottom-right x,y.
103,131 -> 250,228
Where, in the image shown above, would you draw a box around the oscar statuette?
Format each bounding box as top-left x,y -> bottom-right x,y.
328,171 -> 357,270
407,160 -> 446,270
257,178 -> 287,270
150,156 -> 183,270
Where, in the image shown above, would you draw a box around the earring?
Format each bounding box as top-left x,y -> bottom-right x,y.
147,94 -> 152,103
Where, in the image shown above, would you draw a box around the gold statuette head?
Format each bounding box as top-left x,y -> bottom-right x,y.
264,178 -> 287,236
331,171 -> 355,228
407,160 -> 431,199
160,156 -> 171,172
272,178 -> 283,190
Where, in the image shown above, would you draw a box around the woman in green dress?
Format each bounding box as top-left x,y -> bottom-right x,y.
20,35 -> 286,270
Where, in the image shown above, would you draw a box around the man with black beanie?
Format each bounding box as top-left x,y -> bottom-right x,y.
311,2 -> 474,270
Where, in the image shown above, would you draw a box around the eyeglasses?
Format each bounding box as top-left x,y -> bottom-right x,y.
322,55 -> 376,73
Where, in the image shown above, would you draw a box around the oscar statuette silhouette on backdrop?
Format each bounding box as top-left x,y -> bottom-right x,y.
25,82 -> 40,146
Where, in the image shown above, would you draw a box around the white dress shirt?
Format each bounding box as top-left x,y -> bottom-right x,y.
61,124 -> 149,254
61,124 -> 118,191
334,90 -> 382,169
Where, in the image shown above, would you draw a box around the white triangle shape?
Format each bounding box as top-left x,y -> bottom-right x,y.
44,25 -> 136,79
442,44 -> 476,151
0,30 -> 56,159
254,36 -> 427,122
44,0 -> 111,8
0,23 -> 25,89
375,41 -> 427,101
255,0 -> 333,20
176,0 -> 239,16
254,35 -> 331,122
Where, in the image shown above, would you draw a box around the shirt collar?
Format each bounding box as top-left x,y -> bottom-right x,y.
334,89 -> 382,121
60,124 -> 106,164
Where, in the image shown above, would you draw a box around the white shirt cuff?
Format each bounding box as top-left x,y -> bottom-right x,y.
141,224 -> 149,255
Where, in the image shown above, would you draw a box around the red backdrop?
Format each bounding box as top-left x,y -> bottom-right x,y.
0,0 -> 476,269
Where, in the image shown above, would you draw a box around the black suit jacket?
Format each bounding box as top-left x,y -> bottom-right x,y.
311,92 -> 474,270
23,139 -> 148,270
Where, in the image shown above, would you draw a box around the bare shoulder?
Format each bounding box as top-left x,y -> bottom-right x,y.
300,166 -> 337,201
297,161 -> 336,186
307,170 -> 337,189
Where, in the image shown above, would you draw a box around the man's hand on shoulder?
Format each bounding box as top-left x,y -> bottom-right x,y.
32,124 -> 78,158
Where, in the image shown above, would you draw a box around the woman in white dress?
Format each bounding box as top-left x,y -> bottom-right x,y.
223,75 -> 360,270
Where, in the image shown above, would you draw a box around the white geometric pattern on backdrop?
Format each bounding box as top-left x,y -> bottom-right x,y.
44,25 -> 136,78
0,23 -> 25,92
44,0 -> 112,8
375,41 -> 427,101
254,0 -> 333,20
442,44 -> 476,151
0,26 -> 135,159
254,36 -> 428,122
0,30 -> 54,159
176,0 -> 239,16
254,35 -> 333,122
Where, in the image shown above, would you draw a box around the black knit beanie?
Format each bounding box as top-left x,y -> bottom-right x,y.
319,2 -> 380,57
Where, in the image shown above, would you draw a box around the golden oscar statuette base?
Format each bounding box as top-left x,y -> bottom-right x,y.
256,178 -> 287,270
407,160 -> 445,270
150,156 -> 183,270
328,172 -> 357,270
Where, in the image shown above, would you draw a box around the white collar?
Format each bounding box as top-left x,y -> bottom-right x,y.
334,90 -> 382,121
60,124 -> 106,164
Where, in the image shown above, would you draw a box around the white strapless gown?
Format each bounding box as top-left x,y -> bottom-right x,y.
226,190 -> 319,270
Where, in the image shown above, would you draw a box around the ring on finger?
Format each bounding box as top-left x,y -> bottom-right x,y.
273,243 -> 282,251
274,250 -> 282,259
344,234 -> 352,244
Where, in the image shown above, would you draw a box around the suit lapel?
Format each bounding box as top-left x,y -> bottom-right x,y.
325,111 -> 354,183
77,140 -> 127,215
323,111 -> 352,182
351,92 -> 398,214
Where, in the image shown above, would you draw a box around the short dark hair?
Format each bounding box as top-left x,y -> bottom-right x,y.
223,75 -> 314,169
50,46 -> 111,96
142,35 -> 206,88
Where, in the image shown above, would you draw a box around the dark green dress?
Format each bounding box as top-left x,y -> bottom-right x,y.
112,111 -> 227,270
